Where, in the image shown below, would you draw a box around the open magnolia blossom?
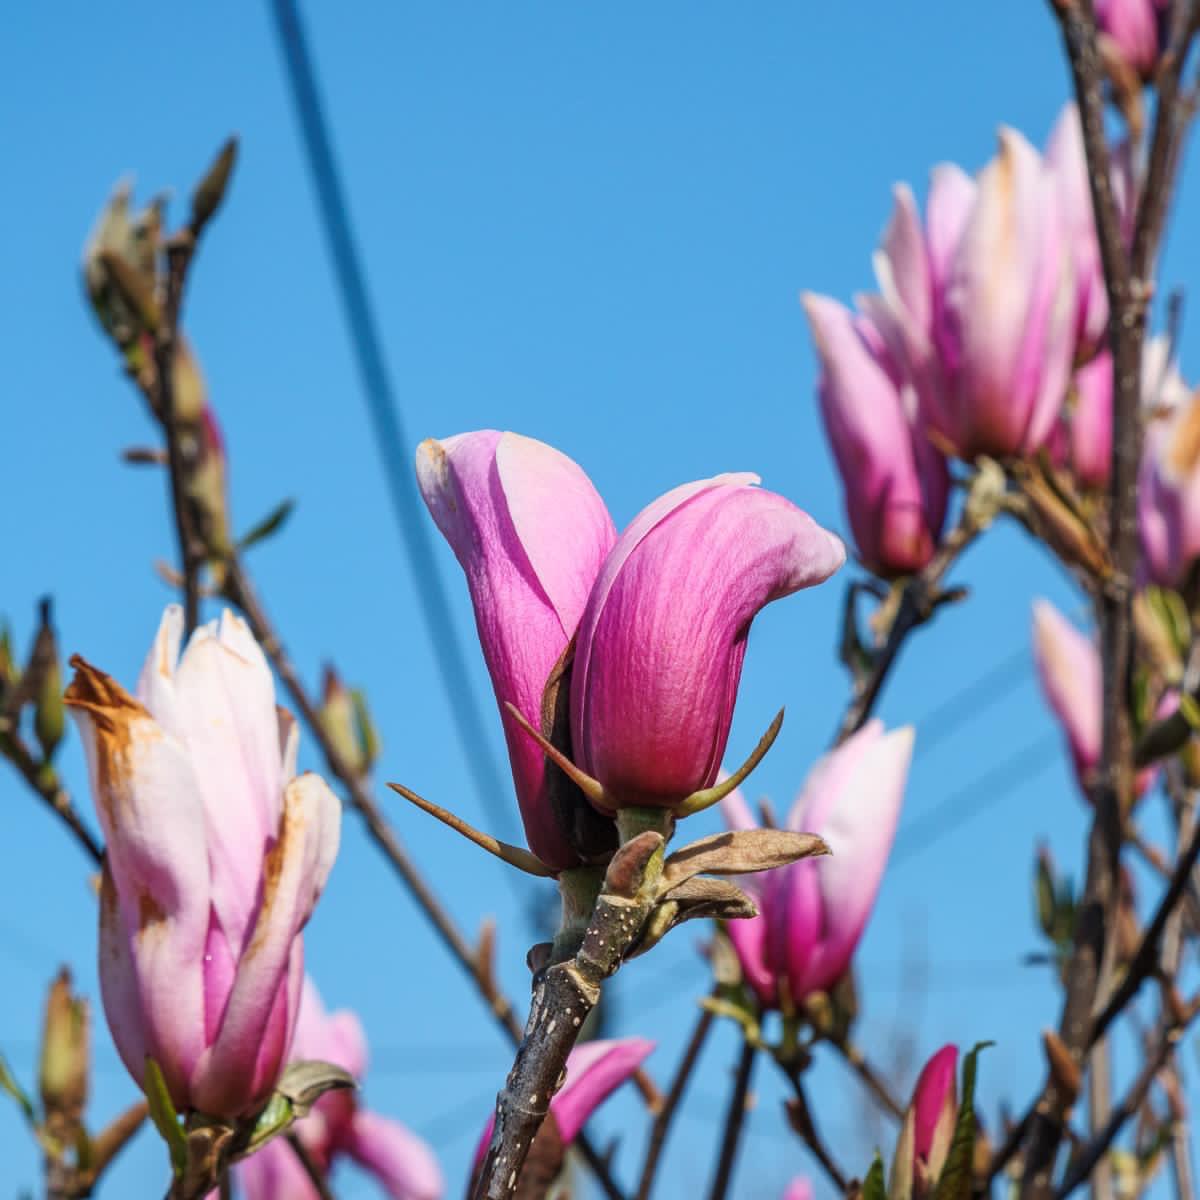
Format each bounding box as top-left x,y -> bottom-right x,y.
722,720 -> 912,1008
65,607 -> 341,1120
235,978 -> 442,1200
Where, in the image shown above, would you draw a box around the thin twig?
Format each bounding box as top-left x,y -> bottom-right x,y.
782,1066 -> 850,1194
835,507 -> 984,743
829,1037 -> 904,1121
154,235 -> 205,636
1055,1001 -> 1200,1199
706,1042 -> 759,1200
635,1005 -> 716,1200
286,1134 -> 335,1200
0,729 -> 102,863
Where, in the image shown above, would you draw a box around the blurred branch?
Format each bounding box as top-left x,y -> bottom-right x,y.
286,1134 -> 334,1200
827,1037 -> 904,1122
835,494 -> 987,743
635,1003 -> 716,1200
781,1065 -> 849,1194
706,1041 -> 759,1200
0,728 -> 102,864
1022,3 -> 1200,1195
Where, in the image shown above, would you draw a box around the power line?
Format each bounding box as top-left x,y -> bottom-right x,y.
892,732 -> 1060,867
266,1 -> 520,848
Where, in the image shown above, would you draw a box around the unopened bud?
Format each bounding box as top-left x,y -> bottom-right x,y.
39,968 -> 89,1120
320,666 -> 361,773
1035,844 -> 1057,939
172,338 -> 208,425
190,409 -> 231,560
0,623 -> 18,695
1041,1030 -> 1080,1105
190,138 -> 239,237
32,600 -> 64,760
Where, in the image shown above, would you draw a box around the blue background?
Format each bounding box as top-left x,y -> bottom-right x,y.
2,3 -> 1194,1197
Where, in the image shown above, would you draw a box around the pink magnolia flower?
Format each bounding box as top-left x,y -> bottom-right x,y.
782,1180 -> 813,1200
236,979 -> 442,1200
1032,600 -> 1102,795
1045,105 -> 1112,363
803,292 -> 949,577
473,1038 -> 654,1173
1096,0 -> 1167,76
721,720 -> 912,1008
65,608 -> 341,1120
1139,386 -> 1200,588
867,130 -> 1076,462
1058,351 -> 1113,490
570,476 -> 845,810
416,430 -> 616,871
890,1045 -> 958,1197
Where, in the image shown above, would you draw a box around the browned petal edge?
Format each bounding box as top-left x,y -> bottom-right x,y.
63,654 -> 154,828
242,778 -> 310,964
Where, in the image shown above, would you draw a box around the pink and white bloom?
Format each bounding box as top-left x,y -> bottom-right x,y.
782,1180 -> 813,1200
803,293 -> 949,577
1139,386 -> 1200,588
1059,351 -> 1113,490
1096,0 -> 1167,76
721,721 -> 912,1008
237,979 -> 442,1200
65,608 -> 341,1119
890,1045 -> 958,1198
570,476 -> 845,810
473,1038 -> 654,1173
1045,105 -> 1112,363
866,130 -> 1076,462
416,430 -> 616,871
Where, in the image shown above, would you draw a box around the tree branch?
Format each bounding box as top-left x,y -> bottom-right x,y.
635,1004 -> 715,1200
706,1041 -> 759,1200
286,1134 -> 335,1200
828,1037 -> 904,1121
0,728 -> 102,864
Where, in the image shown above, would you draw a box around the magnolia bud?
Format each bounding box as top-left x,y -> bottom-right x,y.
32,599 -> 64,761
319,667 -> 381,778
39,968 -> 89,1121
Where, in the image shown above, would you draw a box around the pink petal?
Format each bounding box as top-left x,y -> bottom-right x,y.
551,1038 -> 656,1143
724,910 -> 777,1009
783,1180 -> 814,1200
1032,600 -> 1102,792
344,1110 -> 444,1200
911,1045 -> 959,1161
572,478 -> 844,807
235,1137 -> 321,1200
415,431 -> 616,870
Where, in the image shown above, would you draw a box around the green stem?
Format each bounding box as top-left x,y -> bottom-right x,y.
552,866 -> 605,962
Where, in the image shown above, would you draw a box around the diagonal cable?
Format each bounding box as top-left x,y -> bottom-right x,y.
266,0 -> 518,847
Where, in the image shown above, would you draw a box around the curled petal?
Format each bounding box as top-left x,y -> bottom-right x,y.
345,1110 -> 444,1200
551,1037 -> 655,1144
572,477 -> 844,808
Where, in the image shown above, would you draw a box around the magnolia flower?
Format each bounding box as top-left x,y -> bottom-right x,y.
416,430 -> 617,871
722,721 -> 912,1007
889,1045 -> 958,1199
472,1038 -> 654,1178
65,608 -> 341,1120
570,475 -> 844,810
866,128 -> 1076,462
1059,351 -> 1113,490
1096,0 -> 1168,76
782,1180 -> 814,1200
803,292 -> 949,577
236,979 -> 442,1200
1139,385 -> 1200,588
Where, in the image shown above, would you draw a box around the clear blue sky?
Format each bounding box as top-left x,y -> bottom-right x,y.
3,4 -> 1195,1197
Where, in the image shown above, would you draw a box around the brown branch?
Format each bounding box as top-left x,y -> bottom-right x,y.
474,828 -> 666,1199
782,1066 -> 850,1195
286,1134 -> 335,1200
1055,999 -> 1200,1199
828,1037 -> 904,1121
1020,1 -> 1200,1192
835,503 -> 985,743
634,1004 -> 716,1200
0,729 -> 102,864
706,1041 -> 759,1200
154,234 -> 206,636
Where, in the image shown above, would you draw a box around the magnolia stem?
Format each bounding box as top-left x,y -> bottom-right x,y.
287,1134 -> 334,1200
782,1066 -> 849,1194
706,1041 -> 758,1200
635,1003 -> 716,1200
830,1038 -> 904,1121
835,500 -> 984,744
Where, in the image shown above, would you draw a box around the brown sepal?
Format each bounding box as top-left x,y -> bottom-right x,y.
660,829 -> 829,892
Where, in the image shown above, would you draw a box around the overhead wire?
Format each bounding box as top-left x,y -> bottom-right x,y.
266,0 -> 520,855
